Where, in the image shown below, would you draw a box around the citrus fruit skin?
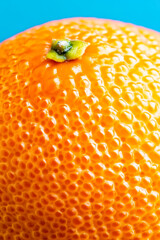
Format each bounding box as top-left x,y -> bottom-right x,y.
1,18 -> 160,240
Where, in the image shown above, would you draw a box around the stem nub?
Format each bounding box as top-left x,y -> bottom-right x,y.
46,39 -> 90,63
54,40 -> 72,55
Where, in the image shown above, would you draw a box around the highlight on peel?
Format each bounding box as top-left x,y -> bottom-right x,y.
1,17 -> 160,240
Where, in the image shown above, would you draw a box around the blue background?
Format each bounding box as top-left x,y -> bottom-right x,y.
0,0 -> 160,43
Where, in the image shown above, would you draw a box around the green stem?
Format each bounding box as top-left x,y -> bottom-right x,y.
54,40 -> 72,55
46,39 -> 90,63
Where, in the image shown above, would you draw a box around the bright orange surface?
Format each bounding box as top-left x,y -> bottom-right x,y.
1,18 -> 160,240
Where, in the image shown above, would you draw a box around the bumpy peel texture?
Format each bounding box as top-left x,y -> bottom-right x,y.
1,18 -> 160,240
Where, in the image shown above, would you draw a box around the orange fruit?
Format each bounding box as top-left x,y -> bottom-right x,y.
1,17 -> 160,240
